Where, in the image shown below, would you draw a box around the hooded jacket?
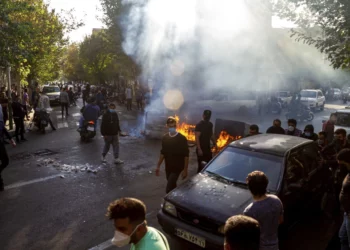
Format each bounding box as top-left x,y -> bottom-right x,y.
101,110 -> 121,136
301,125 -> 318,141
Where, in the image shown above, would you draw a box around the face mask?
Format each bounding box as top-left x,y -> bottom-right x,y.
109,109 -> 116,113
288,126 -> 295,132
169,127 -> 176,133
111,223 -> 143,247
305,132 -> 311,137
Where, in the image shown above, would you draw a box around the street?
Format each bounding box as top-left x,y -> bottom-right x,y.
0,99 -> 347,250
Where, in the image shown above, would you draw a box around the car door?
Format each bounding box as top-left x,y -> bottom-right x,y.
318,91 -> 325,105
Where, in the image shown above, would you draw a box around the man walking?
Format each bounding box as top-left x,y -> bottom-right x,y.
101,103 -> 124,164
107,197 -> 170,249
156,116 -> 189,193
244,171 -> 283,250
195,110 -> 216,173
0,122 -> 16,191
125,85 -> 133,111
12,95 -> 27,143
59,87 -> 69,117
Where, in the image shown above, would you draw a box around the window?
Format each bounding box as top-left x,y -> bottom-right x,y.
278,92 -> 288,97
43,87 -> 60,93
318,91 -> 323,97
336,113 -> 350,127
205,147 -> 283,192
300,91 -> 317,98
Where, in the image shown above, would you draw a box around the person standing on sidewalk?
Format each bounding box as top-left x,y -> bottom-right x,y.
0,91 -> 9,126
101,103 -> 124,164
244,171 -> 283,250
195,110 -> 217,173
337,148 -> 350,250
0,122 -> 16,191
60,87 -> 69,117
125,85 -> 133,111
107,197 -> 170,250
156,116 -> 189,193
12,95 -> 27,143
22,88 -> 30,120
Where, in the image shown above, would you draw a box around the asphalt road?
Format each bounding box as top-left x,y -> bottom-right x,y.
0,99 -> 347,250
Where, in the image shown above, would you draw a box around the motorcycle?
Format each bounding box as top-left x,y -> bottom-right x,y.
34,109 -> 50,133
286,105 -> 314,122
80,120 -> 96,141
270,98 -> 282,114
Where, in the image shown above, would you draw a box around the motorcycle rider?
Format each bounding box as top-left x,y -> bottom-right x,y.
78,97 -> 100,131
301,124 -> 318,141
96,88 -> 106,111
285,119 -> 302,137
35,90 -> 56,131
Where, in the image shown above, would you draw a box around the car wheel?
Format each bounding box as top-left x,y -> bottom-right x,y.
307,113 -> 314,121
320,102 -> 325,111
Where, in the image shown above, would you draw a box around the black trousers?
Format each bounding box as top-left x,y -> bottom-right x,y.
14,117 -> 25,141
137,100 -> 143,110
196,149 -> 213,173
0,142 -> 9,186
165,171 -> 181,194
126,99 -> 132,110
61,103 -> 69,115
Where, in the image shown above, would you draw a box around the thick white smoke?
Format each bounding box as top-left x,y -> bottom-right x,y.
120,0 -> 341,112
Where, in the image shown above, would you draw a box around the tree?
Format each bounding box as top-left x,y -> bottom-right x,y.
62,43 -> 85,82
273,0 -> 350,69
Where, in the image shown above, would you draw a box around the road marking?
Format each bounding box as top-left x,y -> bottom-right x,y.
5,174 -> 62,190
72,113 -> 80,117
57,122 -> 69,129
88,211 -> 155,250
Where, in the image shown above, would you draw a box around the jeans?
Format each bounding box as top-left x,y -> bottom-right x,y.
126,99 -> 132,110
0,142 -> 9,187
165,171 -> 181,194
14,117 -> 25,141
196,149 -> 212,173
102,135 -> 119,159
61,102 -> 68,115
340,213 -> 350,250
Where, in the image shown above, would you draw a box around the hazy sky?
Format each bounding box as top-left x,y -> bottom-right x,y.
45,0 -> 294,43
46,0 -> 104,42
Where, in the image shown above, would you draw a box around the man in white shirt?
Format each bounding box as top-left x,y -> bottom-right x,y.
125,86 -> 132,111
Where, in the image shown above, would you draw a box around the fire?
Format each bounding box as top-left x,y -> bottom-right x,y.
174,115 -> 196,142
214,131 -> 242,153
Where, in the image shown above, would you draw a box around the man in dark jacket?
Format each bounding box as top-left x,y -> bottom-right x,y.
246,124 -> 261,137
101,103 -> 124,164
12,95 -> 27,143
301,124 -> 318,141
0,122 -> 16,191
266,119 -> 285,135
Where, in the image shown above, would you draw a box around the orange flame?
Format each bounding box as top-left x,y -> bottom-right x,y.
174,115 -> 196,142
214,131 -> 242,153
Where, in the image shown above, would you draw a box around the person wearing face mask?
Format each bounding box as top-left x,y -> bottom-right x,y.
224,215 -> 260,250
285,119 -> 302,137
101,103 -> 124,164
337,149 -> 350,250
107,198 -> 169,250
266,119 -> 285,135
301,124 -> 318,141
156,116 -> 189,193
317,131 -> 328,149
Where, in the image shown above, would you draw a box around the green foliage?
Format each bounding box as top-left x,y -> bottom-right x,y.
273,0 -> 350,69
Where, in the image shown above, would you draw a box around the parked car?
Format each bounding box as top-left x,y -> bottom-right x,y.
157,134 -> 329,249
300,89 -> 326,111
42,85 -> 60,104
333,88 -> 342,100
322,109 -> 350,136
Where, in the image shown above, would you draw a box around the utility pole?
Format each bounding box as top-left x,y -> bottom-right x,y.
7,64 -> 13,130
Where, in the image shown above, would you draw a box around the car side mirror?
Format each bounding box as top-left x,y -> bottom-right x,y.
201,161 -> 207,169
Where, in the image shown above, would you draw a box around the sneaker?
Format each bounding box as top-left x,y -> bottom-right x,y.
101,156 -> 106,162
114,158 -> 124,164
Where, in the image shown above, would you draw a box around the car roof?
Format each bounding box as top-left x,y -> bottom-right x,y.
336,109 -> 350,114
301,89 -> 320,91
229,134 -> 312,156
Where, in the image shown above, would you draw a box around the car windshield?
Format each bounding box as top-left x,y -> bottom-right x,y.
336,113 -> 350,127
278,92 -> 288,97
204,147 -> 283,192
43,87 -> 60,93
300,91 -> 316,98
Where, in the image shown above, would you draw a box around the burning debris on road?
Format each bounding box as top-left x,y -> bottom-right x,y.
213,131 -> 242,154
174,115 -> 196,142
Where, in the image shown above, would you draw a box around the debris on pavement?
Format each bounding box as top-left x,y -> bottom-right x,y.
60,175 -> 65,179
35,158 -> 100,175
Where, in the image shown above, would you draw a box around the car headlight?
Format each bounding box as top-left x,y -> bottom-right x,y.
163,201 -> 177,217
218,225 -> 225,235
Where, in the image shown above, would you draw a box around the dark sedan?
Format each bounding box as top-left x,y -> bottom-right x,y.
157,134 -> 329,249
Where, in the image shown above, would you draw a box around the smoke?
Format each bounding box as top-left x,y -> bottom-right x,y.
120,0 -> 343,112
